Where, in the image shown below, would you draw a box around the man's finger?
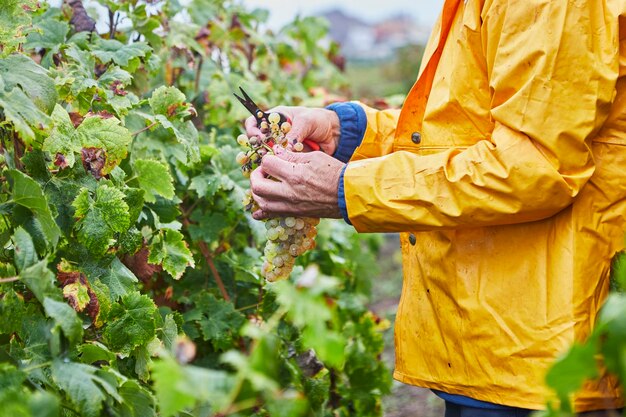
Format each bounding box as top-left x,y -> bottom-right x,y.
249,166 -> 276,199
244,115 -> 263,138
260,152 -> 307,181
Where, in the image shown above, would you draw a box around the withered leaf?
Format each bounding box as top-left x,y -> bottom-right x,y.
81,147 -> 106,180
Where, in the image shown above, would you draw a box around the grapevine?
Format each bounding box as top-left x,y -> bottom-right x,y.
0,1 -> 391,416
237,113 -> 319,282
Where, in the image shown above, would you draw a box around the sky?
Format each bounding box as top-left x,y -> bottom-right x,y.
242,0 -> 444,28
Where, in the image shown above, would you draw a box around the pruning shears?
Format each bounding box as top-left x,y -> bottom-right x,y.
233,87 -> 320,151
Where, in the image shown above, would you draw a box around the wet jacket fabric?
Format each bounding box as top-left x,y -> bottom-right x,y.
331,0 -> 626,411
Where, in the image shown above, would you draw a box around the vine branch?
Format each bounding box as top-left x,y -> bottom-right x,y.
132,122 -> 158,136
182,218 -> 230,301
0,276 -> 19,283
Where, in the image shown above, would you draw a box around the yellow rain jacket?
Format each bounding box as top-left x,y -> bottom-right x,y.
343,0 -> 626,411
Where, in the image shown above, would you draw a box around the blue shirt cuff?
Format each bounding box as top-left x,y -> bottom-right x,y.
337,164 -> 351,225
326,102 -> 367,163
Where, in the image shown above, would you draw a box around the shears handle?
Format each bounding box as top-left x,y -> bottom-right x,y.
302,139 -> 320,151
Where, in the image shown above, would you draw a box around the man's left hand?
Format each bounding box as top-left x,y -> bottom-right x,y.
250,147 -> 345,220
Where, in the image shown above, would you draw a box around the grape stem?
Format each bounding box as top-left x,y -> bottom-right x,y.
0,276 -> 19,283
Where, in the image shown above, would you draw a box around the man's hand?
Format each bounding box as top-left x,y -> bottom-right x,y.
245,106 -> 341,155
250,147 -> 345,220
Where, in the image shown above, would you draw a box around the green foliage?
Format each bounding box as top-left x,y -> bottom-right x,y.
0,1 -> 389,416
541,250 -> 626,415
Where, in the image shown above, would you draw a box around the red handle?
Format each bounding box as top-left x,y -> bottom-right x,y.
282,115 -> 321,151
303,139 -> 320,151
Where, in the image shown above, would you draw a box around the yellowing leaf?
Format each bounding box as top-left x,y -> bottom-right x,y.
77,116 -> 131,175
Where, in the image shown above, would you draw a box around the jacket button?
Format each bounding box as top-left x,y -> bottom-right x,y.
411,132 -> 421,144
409,233 -> 417,245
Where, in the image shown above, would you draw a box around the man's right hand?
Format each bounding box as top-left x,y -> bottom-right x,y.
244,106 -> 341,155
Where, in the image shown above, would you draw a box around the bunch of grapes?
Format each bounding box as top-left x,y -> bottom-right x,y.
236,112 -> 319,282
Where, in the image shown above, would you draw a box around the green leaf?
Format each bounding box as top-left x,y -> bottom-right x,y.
98,66 -> 132,86
0,1 -> 37,54
25,17 -> 69,53
0,52 -> 58,113
92,39 -> 151,67
189,173 -> 221,198
148,229 -> 194,280
156,117 -> 200,164
134,159 -> 175,203
0,290 -> 27,335
103,292 -> 157,355
77,116 -> 132,174
51,360 -> 118,417
0,85 -> 51,142
73,184 -> 130,255
20,260 -> 58,303
161,314 -> 178,351
79,342 -> 116,365
117,380 -> 156,417
188,212 -> 226,243
152,355 -> 234,417
8,170 -> 62,248
43,297 -> 83,345
13,227 -> 37,272
149,86 -> 187,116
184,292 -> 245,350
43,105 -> 82,168
545,338 -> 599,412
101,258 -> 138,300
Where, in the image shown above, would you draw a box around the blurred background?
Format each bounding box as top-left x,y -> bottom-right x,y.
245,0 -> 442,99
244,1 -> 446,415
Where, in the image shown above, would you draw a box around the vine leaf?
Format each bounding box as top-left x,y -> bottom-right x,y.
51,360 -> 119,417
8,170 -> 62,248
43,297 -> 84,345
81,147 -> 107,179
101,257 -> 139,301
72,184 -> 130,255
151,355 -> 234,417
117,380 -> 156,417
25,16 -> 69,55
92,38 -> 151,67
0,85 -> 51,142
0,0 -> 39,53
0,54 -> 58,113
20,260 -> 58,303
44,106 -> 131,175
184,293 -> 245,350
43,104 -> 82,169
77,116 -> 132,175
149,86 -> 187,116
103,292 -> 157,355
57,266 -> 100,323
122,244 -> 162,282
134,159 -> 175,203
12,227 -> 38,272
149,86 -> 200,164
148,230 -> 194,280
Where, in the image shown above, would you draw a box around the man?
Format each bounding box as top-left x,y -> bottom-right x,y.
246,0 -> 626,415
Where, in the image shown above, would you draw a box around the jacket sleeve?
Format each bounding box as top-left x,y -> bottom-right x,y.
343,0 -> 619,233
350,104 -> 401,161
